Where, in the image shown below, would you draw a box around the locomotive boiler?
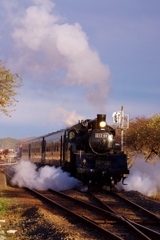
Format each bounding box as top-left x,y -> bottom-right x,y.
21,114 -> 129,189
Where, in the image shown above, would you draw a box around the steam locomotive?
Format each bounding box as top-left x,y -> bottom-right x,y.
21,114 -> 129,189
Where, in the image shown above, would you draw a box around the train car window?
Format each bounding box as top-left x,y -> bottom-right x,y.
58,142 -> 60,151
31,147 -> 40,153
53,144 -> 56,151
65,130 -> 68,138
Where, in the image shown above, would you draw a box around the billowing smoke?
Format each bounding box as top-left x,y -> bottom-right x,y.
11,159 -> 80,191
6,0 -> 110,109
117,155 -> 160,196
49,108 -> 85,127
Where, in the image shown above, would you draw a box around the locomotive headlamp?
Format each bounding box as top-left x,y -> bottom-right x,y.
100,121 -> 106,128
97,114 -> 107,129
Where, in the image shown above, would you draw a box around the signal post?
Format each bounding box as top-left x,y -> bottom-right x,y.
112,106 -> 129,151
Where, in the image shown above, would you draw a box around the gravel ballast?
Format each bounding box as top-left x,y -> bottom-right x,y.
0,187 -> 107,240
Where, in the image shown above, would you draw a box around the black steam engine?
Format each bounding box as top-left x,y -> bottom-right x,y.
21,114 -> 129,188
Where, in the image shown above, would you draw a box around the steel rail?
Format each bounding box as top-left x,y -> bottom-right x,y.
26,188 -> 123,240
89,191 -> 160,239
26,188 -> 155,239
124,217 -> 160,239
50,189 -> 160,239
113,192 -> 160,221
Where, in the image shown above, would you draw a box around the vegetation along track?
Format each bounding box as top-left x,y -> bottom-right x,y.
25,188 -> 160,240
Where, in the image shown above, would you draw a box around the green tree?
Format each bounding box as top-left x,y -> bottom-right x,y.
0,60 -> 22,116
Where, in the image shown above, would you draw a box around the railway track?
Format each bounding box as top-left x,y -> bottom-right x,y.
4,166 -> 160,239
89,191 -> 160,238
26,188 -> 160,239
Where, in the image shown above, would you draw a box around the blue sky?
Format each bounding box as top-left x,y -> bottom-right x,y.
0,0 -> 159,139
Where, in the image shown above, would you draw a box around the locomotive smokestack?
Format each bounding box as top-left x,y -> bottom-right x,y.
97,114 -> 106,122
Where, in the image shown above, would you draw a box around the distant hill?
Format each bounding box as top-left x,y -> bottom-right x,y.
0,138 -> 20,150
0,137 -> 37,150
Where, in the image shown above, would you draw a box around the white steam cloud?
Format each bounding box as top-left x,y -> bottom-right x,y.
11,159 -> 79,191
9,0 -> 110,108
11,155 -> 160,196
49,108 -> 85,127
118,155 -> 160,196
